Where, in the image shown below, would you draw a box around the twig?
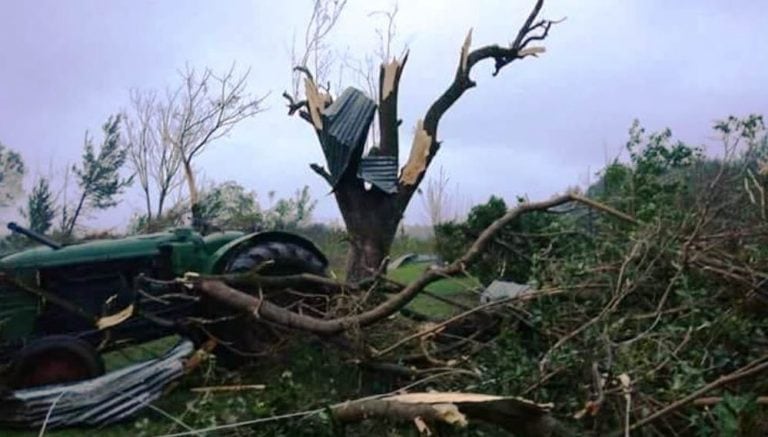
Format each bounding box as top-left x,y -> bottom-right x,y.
190,384 -> 266,393
693,396 -> 768,406
374,287 -> 564,357
38,391 -> 65,437
623,353 -> 768,434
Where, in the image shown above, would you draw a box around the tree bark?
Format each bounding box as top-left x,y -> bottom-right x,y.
335,175 -> 402,281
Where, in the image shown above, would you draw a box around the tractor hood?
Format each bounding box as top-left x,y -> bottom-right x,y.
0,229 -> 220,270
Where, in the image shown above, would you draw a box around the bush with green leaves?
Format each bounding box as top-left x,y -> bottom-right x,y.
435,195 -> 556,284
462,115 -> 768,435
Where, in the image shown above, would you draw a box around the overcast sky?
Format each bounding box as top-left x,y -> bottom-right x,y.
1,0 -> 767,231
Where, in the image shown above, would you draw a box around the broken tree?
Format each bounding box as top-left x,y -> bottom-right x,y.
285,0 -> 559,280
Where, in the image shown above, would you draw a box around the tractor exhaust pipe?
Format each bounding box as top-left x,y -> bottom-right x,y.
7,222 -> 62,250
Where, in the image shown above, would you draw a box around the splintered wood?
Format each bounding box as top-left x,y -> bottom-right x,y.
304,78 -> 326,130
331,391 -> 554,432
400,120 -> 432,185
518,46 -> 546,57
96,304 -> 134,330
381,58 -> 401,101
461,29 -> 473,73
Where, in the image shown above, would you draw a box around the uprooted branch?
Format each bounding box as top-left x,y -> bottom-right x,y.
190,193 -> 636,335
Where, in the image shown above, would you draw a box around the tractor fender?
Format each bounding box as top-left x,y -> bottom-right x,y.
203,231 -> 328,274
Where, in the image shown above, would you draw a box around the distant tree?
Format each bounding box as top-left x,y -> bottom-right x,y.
123,90 -> 183,228
62,115 -> 133,237
264,185 -> 317,230
196,181 -> 263,232
419,166 -> 454,227
0,142 -> 25,207
22,177 -> 56,234
156,65 -> 266,228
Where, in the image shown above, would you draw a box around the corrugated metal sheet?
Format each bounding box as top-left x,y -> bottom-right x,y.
319,88 -> 377,188
0,340 -> 194,429
358,155 -> 399,194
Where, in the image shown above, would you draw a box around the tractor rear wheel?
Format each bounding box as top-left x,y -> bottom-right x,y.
8,335 -> 105,389
209,241 -> 328,366
223,241 -> 327,276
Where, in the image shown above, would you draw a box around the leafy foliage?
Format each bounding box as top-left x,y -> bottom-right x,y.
128,183 -> 318,235
62,115 -> 133,236
0,141 -> 25,207
195,180 -> 263,232
263,186 -> 317,231
435,195 -> 555,284
22,177 -> 56,234
461,115 -> 768,435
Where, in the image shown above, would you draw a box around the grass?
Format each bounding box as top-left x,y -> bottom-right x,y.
387,261 -> 479,318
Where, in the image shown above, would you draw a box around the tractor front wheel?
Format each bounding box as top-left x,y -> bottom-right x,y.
8,335 -> 105,389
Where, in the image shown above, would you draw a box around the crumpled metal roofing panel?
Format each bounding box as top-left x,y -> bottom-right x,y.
358,155 -> 399,194
0,340 -> 194,429
319,87 -> 377,188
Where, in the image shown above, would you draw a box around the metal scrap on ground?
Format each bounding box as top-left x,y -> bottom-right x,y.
0,340 -> 194,429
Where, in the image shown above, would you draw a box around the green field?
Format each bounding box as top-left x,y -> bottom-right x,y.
388,261 -> 479,318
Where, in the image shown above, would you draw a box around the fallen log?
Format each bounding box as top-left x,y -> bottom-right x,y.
330,392 -> 568,436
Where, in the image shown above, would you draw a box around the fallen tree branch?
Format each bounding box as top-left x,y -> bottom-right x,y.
191,193 -> 634,336
331,392 -> 562,437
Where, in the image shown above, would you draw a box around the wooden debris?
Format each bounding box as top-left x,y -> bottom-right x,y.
96,304 -> 134,330
304,78 -> 325,130
413,416 -> 431,435
330,392 -> 558,436
190,384 -> 266,394
183,338 -> 217,372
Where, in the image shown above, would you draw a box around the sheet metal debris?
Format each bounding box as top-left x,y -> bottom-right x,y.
481,280 -> 534,304
319,87 -> 377,188
358,155 -> 399,194
0,340 -> 194,429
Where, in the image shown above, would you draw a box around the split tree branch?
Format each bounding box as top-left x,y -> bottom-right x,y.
398,0 -> 561,202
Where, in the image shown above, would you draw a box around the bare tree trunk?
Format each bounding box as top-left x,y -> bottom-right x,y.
65,191 -> 88,237
181,159 -> 200,228
157,187 -> 168,218
143,188 -> 153,226
182,160 -> 198,207
345,218 -> 398,282
335,175 -> 401,281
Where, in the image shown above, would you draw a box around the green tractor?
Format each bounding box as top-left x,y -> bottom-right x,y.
0,222 -> 328,389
